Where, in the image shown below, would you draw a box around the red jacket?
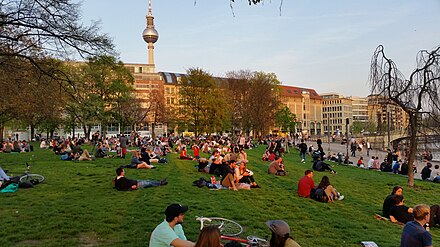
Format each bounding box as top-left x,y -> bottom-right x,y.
298,176 -> 315,197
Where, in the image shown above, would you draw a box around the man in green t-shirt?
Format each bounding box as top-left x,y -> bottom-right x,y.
149,204 -> 195,247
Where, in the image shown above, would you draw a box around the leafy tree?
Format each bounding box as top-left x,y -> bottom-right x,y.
179,68 -> 229,136
370,44 -> 440,187
63,56 -> 134,139
276,106 -> 296,134
245,71 -> 281,136
351,121 -> 364,134
225,70 -> 253,134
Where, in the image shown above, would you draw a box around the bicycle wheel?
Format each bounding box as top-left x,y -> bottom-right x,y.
20,174 -> 45,184
205,217 -> 243,237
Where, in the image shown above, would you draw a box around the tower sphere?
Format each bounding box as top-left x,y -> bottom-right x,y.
143,27 -> 158,43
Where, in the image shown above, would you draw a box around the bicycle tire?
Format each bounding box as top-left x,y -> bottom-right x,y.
204,217 -> 243,237
19,174 -> 45,184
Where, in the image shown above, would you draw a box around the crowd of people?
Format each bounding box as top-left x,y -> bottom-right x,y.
1,132 -> 439,247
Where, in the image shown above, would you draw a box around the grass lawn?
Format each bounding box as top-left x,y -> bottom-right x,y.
0,144 -> 439,247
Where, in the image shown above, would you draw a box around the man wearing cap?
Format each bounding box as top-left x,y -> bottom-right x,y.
149,204 -> 195,247
266,220 -> 301,247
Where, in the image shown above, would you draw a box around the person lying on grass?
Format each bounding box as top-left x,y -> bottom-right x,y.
113,167 -> 167,191
0,166 -> 11,189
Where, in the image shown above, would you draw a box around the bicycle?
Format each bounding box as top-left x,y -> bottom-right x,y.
18,162 -> 45,185
196,216 -> 268,247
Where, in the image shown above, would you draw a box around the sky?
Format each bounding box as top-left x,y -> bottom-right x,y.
77,0 -> 440,97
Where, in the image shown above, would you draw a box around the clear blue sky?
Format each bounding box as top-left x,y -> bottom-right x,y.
78,0 -> 440,97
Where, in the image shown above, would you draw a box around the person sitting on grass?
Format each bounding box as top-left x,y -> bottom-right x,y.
400,204 -> 432,247
194,225 -> 221,247
265,220 -> 301,247
125,150 -> 155,169
192,143 -> 200,160
298,170 -> 315,198
220,160 -> 239,191
95,143 -> 108,158
389,194 -> 414,224
77,149 -> 93,161
382,186 -> 403,218
357,156 -> 365,168
113,167 -> 167,191
235,161 -> 260,188
268,156 -> 287,176
383,186 -> 440,226
149,203 -> 195,247
312,157 -> 336,174
315,176 -> 344,203
421,162 -> 433,180
180,146 -> 193,160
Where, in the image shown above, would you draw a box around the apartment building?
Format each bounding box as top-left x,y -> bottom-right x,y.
321,93 -> 352,136
279,85 -> 322,137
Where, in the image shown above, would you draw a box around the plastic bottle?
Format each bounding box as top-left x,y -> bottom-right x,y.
210,176 -> 216,185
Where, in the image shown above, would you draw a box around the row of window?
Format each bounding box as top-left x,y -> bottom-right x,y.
323,119 -> 343,125
323,100 -> 343,105
323,113 -> 343,118
323,106 -> 343,112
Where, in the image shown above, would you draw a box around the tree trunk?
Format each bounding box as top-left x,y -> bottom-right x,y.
151,123 -> 156,139
406,113 -> 417,187
30,124 -> 35,141
102,125 -> 107,140
0,123 -> 4,142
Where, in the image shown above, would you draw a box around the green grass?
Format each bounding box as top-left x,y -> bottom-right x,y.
0,145 -> 439,246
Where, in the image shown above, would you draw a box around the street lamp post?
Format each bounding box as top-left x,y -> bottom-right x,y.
346,118 -> 349,156
327,114 -> 330,152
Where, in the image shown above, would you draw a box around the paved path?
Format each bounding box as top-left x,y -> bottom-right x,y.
303,140 -> 433,180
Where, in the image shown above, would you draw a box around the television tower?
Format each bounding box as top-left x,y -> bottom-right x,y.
142,0 -> 159,71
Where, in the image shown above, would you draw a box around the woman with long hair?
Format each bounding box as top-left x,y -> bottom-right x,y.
316,176 -> 344,203
194,225 -> 221,247
266,220 -> 301,247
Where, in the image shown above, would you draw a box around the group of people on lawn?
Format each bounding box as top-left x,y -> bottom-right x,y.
382,186 -> 438,247
149,203 -> 301,247
0,139 -> 33,153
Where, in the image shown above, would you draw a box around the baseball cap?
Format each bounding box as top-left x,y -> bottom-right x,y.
266,220 -> 290,236
165,204 -> 188,221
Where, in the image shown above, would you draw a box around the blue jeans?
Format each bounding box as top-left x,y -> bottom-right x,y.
300,152 -> 306,161
0,166 -> 10,181
138,180 -> 160,188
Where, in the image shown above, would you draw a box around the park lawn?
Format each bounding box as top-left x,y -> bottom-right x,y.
0,145 -> 439,247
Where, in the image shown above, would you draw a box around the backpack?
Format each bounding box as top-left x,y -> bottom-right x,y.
0,183 -> 19,193
61,153 -> 70,160
312,187 -> 328,202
